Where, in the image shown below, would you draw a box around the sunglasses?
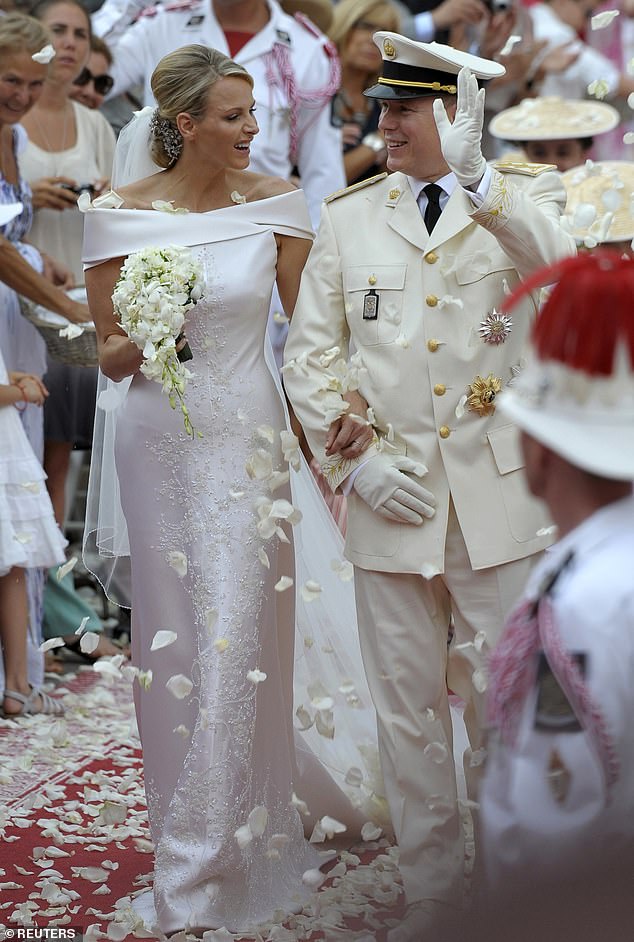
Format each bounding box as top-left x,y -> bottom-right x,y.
73,66 -> 114,96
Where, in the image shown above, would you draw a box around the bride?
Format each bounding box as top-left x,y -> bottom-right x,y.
82,44 -> 379,937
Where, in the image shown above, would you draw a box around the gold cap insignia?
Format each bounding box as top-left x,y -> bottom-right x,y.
383,39 -> 396,58
467,374 -> 502,417
388,187 -> 400,200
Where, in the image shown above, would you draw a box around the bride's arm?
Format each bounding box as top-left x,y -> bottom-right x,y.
275,233 -> 312,319
85,256 -> 143,383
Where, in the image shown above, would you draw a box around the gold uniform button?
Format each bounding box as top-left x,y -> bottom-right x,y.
368,274 -> 377,285
434,383 -> 446,396
439,426 -> 451,439
424,251 -> 438,264
427,339 -> 439,352
426,294 -> 438,307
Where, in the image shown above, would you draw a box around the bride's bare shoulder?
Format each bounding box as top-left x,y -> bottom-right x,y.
233,171 -> 297,202
114,175 -> 164,209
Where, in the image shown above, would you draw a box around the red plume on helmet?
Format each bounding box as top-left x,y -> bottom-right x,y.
500,250 -> 634,376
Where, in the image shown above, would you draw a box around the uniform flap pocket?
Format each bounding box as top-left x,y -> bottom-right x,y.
455,251 -> 515,285
344,264 -> 407,293
487,424 -> 524,475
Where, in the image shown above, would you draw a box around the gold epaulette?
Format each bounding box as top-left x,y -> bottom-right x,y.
324,172 -> 388,204
493,160 -> 558,177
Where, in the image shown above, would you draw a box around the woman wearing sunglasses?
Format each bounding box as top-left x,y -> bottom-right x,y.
70,35 -> 114,112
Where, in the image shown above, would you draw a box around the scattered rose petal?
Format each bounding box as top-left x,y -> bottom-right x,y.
587,78 -> 610,99
59,323 -> 84,340
214,638 -> 229,653
258,547 -> 270,568
423,741 -> 448,763
40,637 -> 65,653
291,792 -> 309,815
166,551 -> 188,578
302,868 -> 326,889
32,43 -> 55,63
591,9 -> 619,29
166,674 -> 193,699
246,669 -> 267,684
79,632 -> 100,655
56,557 -> 77,581
275,576 -> 293,592
74,616 -> 90,636
150,630 -> 178,651
361,822 -> 383,841
247,806 -> 268,837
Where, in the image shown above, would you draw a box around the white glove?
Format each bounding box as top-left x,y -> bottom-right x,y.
353,453 -> 436,525
433,67 -> 487,189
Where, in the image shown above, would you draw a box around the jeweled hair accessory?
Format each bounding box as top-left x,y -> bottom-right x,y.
32,44 -> 56,64
149,109 -> 183,165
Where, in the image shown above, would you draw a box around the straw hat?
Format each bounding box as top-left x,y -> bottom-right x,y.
562,160 -> 634,245
281,0 -> 334,33
489,97 -> 620,142
498,253 -> 634,480
364,32 -> 505,100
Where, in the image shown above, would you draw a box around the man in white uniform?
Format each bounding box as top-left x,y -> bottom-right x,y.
284,32 -> 575,939
95,0 -> 345,224
480,251 -> 634,940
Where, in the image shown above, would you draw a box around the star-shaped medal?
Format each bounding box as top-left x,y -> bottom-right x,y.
467,374 -> 502,417
479,310 -> 513,345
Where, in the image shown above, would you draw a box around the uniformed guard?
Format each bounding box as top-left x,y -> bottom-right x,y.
284,31 -> 576,940
94,0 -> 345,224
480,251 -> 634,941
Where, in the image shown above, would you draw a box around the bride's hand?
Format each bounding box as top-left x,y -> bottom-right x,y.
325,390 -> 374,459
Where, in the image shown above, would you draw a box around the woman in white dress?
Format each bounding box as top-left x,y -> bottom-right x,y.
82,44 -> 375,937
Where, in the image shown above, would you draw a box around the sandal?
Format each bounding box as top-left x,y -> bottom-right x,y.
2,685 -> 65,717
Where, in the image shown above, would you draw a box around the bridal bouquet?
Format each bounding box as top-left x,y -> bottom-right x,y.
112,245 -> 204,438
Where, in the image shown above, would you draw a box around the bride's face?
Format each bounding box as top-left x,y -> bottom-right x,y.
184,76 -> 258,168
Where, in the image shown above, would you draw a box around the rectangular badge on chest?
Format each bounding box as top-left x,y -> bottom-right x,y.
363,289 -> 379,320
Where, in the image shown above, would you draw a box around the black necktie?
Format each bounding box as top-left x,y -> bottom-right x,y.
423,183 -> 444,234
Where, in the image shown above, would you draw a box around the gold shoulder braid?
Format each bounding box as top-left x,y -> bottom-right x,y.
325,172 -> 388,204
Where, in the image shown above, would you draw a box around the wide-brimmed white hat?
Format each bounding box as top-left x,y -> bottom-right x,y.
364,32 -> 505,99
562,160 -> 634,245
489,97 -> 619,142
497,253 -> 634,480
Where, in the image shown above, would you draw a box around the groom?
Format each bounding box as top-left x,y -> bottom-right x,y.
284,32 -> 575,939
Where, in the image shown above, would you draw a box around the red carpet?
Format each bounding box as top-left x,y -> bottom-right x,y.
0,668 -> 404,941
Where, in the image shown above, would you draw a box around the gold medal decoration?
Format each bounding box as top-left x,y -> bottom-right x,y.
467,374 -> 502,417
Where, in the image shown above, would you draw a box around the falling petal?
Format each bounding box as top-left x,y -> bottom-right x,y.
79,632 -> 100,655
214,638 -> 229,653
234,824 -> 252,849
137,669 -> 153,690
291,792 -> 309,815
268,833 -> 291,850
174,724 -> 190,737
472,668 -> 488,693
315,709 -> 335,739
469,748 -> 487,768
247,669 -> 267,684
498,34 -> 521,55
256,424 -> 275,444
150,630 -> 178,651
344,767 -> 364,787
623,131 -> 634,143
40,637 -> 65,653
59,324 -> 84,340
331,559 -> 354,582
247,806 -> 268,837
74,616 -> 90,636
166,674 -> 193,699
587,78 -> 610,99
301,580 -> 322,602
32,43 -> 55,63
166,551 -> 188,578
273,311 -> 289,325
295,705 -> 314,730
258,547 -> 270,568
473,630 -> 487,653
275,576 -> 293,592
591,9 -> 619,29
302,868 -> 326,889
56,557 -> 77,581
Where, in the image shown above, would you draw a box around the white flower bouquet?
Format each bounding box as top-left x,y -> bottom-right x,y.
112,245 -> 204,437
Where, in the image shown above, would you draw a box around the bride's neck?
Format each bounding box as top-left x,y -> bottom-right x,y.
159,158 -> 236,212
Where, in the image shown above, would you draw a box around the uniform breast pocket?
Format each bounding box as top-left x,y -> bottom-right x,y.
343,264 -> 406,346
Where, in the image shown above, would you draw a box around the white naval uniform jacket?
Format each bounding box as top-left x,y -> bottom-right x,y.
102,0 -> 345,222
284,165 -> 577,575
480,494 -> 634,883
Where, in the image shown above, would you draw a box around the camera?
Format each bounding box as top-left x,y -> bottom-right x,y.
59,182 -> 96,196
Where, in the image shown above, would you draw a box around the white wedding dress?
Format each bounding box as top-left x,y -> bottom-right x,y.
82,191 -> 382,936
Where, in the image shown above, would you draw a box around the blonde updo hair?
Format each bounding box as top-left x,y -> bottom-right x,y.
150,44 -> 254,169
328,0 -> 400,50
0,12 -> 52,60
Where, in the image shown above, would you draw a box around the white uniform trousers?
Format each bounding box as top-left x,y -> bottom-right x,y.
353,501 -> 536,906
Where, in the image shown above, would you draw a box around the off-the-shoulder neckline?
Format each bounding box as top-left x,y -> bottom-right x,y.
99,188 -> 303,215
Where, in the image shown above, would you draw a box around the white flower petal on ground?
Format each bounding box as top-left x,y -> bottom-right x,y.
274,576 -> 293,592
95,801 -> 127,826
150,630 -> 177,652
56,557 -> 77,581
165,674 -> 193,699
361,822 -> 383,841
247,806 -> 268,837
301,580 -> 322,602
246,669 -> 267,685
166,551 -> 188,578
591,9 -> 619,29
39,637 -> 65,653
302,868 -> 326,889
79,632 -> 100,655
71,866 -> 110,883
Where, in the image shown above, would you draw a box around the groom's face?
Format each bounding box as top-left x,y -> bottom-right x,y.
378,95 -> 456,182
